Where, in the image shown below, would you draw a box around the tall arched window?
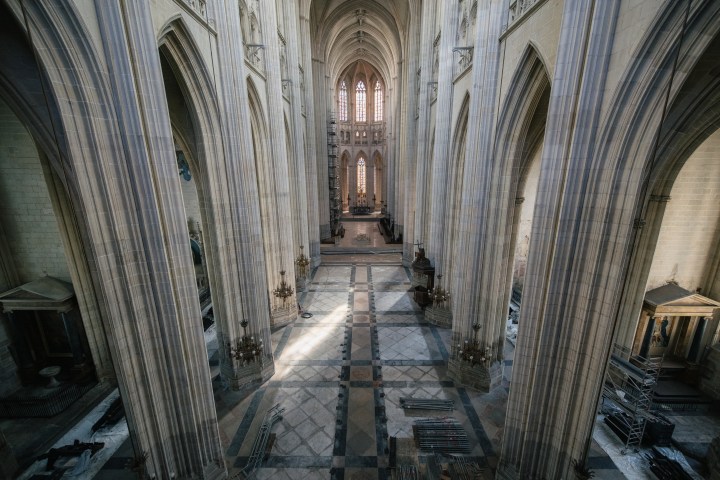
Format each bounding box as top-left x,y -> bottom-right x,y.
374,81 -> 383,122
357,157 -> 366,195
339,81 -> 348,121
355,81 -> 366,122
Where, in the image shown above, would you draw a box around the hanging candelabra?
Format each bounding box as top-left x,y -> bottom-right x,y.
228,319 -> 263,364
457,322 -> 491,367
429,274 -> 451,307
294,246 -> 310,278
273,270 -> 294,305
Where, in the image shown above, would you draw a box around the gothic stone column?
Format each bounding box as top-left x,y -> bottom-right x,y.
498,1 -> 622,478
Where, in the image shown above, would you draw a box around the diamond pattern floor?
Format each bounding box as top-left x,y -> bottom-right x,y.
80,244 -> 645,480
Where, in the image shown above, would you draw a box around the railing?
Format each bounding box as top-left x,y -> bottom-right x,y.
453,47 -> 474,80
181,0 -> 206,17
338,123 -> 386,147
506,0 -> 547,32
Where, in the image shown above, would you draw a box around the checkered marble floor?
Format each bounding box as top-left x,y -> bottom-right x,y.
217,257 -> 507,480
88,251 -> 639,480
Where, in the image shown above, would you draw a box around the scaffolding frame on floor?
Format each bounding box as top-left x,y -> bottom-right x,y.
600,343 -> 662,454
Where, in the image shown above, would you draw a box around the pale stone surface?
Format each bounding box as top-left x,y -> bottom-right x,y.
1,1 -> 720,479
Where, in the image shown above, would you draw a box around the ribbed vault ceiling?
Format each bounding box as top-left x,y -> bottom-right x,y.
310,0 -> 410,87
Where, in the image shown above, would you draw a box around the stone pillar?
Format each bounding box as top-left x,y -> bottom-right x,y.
40,156 -> 114,381
349,162 -> 358,207
313,57 -> 332,240
298,4 -> 322,267
93,2 -> 224,477
400,2 -> 422,265
498,1 -> 622,478
447,0 -> 506,392
639,315 -> 656,359
281,3 -> 312,283
411,0 -> 439,261
425,1 -> 458,271
59,311 -> 85,368
211,0 -> 275,388
257,0 -> 298,328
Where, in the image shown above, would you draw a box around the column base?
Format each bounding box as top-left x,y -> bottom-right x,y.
310,240 -> 321,268
271,305 -> 297,328
222,356 -> 275,391
296,276 -> 308,293
402,242 -> 414,267
202,459 -> 227,480
447,358 -> 503,392
425,306 -> 452,328
494,460 -> 519,480
320,223 -> 331,240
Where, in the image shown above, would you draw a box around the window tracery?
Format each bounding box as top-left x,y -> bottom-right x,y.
356,80 -> 366,122
339,81 -> 348,121
357,157 -> 366,195
374,81 -> 383,121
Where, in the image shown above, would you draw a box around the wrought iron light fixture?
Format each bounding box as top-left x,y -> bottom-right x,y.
295,246 -> 310,278
228,319 -> 263,364
457,322 -> 490,367
273,270 -> 294,303
429,274 -> 451,307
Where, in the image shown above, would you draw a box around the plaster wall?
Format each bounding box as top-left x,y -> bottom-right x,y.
179,176 -> 202,228
512,144 -> 542,290
0,99 -> 68,397
646,130 -> 720,292
71,0 -> 103,59
601,0 -> 665,118
498,0 -> 561,108
0,99 -> 69,284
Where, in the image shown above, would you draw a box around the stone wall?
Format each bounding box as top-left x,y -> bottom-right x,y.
646,130 -> 720,292
0,99 -> 69,283
0,98 -> 69,396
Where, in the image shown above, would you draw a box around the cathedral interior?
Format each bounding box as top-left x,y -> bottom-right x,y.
1,0 -> 720,479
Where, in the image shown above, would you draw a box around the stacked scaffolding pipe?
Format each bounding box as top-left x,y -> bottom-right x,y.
239,404 -> 285,478
399,397 -> 454,411
414,417 -> 470,453
451,455 -> 482,480
395,465 -> 419,480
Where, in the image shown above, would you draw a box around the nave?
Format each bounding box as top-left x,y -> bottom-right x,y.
79,234 -> 631,479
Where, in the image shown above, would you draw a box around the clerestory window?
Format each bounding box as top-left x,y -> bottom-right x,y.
374,81 -> 383,122
355,81 -> 366,122
339,81 -> 348,121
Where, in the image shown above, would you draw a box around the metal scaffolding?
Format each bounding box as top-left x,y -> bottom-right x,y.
601,344 -> 662,454
327,113 -> 342,237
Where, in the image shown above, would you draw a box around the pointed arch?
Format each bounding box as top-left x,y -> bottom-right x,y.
355,79 -> 367,122
596,1 -> 720,346
246,76 -> 279,304
443,92 -> 471,281
374,79 -> 384,121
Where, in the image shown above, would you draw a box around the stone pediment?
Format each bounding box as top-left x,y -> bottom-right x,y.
643,283 -> 720,317
0,276 -> 75,312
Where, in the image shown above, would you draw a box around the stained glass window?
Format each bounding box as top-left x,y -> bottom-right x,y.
339,81 -> 348,121
374,81 -> 383,121
356,81 -> 366,122
357,157 -> 366,194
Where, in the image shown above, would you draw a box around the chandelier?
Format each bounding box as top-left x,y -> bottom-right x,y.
429,274 -> 451,307
457,322 -> 491,367
273,270 -> 294,303
228,319 -> 263,364
295,246 -> 310,278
